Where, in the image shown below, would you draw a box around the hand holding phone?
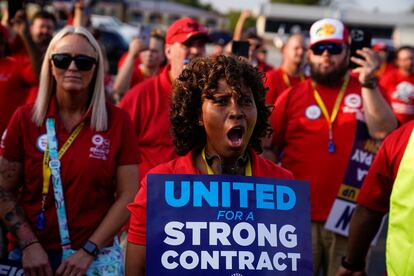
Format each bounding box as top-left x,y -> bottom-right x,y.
7,0 -> 24,24
137,25 -> 151,49
231,40 -> 250,58
350,47 -> 380,87
349,29 -> 371,69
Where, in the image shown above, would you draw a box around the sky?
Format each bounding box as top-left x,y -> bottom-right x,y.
199,0 -> 414,14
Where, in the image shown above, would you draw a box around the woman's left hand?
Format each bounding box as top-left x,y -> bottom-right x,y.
56,250 -> 94,276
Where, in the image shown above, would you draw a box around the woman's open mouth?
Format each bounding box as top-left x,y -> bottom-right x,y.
227,126 -> 245,147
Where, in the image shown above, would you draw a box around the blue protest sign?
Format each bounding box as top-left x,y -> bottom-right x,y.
0,259 -> 23,276
146,174 -> 312,275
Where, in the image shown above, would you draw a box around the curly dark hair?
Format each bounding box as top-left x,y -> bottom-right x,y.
170,55 -> 271,156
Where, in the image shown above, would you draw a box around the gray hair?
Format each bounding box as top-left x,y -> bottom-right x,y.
32,26 -> 108,131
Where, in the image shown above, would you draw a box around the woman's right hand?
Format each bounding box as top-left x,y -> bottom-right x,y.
22,242 -> 53,276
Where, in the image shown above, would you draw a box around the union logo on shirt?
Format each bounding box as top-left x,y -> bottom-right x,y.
392,82 -> 414,103
89,134 -> 110,160
36,134 -> 47,152
344,94 -> 362,109
305,105 -> 321,120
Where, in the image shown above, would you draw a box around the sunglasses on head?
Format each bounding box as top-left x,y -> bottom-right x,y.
311,43 -> 345,55
51,53 -> 97,71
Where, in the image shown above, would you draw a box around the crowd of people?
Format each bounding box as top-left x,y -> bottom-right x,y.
0,3 -> 413,276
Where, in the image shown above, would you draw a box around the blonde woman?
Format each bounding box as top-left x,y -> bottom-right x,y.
0,26 -> 138,275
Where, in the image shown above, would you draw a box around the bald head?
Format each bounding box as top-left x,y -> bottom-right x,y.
282,34 -> 306,66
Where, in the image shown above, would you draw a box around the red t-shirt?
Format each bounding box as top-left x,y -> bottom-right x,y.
0,101 -> 139,251
271,77 -> 366,221
379,69 -> 414,125
357,120 -> 414,213
376,62 -> 396,79
119,65 -> 176,180
127,149 -> 293,245
264,67 -> 304,105
0,54 -> 38,135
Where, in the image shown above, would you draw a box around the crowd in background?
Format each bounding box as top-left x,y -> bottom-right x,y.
0,1 -> 413,276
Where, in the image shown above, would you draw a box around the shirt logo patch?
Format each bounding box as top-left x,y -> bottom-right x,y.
0,129 -> 7,149
305,105 -> 321,120
392,82 -> 414,103
344,93 -> 362,109
36,134 -> 47,152
89,134 -> 110,160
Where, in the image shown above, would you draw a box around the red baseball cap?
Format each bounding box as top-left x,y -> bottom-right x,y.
372,42 -> 388,52
166,17 -> 211,45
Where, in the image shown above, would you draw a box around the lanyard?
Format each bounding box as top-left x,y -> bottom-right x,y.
282,71 -> 305,87
201,148 -> 252,176
312,74 -> 349,153
37,119 -> 84,230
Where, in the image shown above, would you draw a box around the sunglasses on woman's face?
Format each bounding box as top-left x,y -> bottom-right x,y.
311,43 -> 345,55
51,53 -> 97,71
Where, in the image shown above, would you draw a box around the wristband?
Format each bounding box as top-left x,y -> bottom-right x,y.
360,77 -> 378,89
21,240 -> 40,251
341,256 -> 365,272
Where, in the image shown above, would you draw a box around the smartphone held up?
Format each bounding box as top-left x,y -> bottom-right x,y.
349,29 -> 372,69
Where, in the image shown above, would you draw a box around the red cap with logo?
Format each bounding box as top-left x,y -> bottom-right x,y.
372,42 -> 388,52
309,18 -> 349,47
166,17 -> 211,45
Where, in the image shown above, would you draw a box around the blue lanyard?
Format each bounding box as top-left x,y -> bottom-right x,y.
45,118 -> 72,250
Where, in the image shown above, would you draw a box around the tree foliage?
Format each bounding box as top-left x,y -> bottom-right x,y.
172,0 -> 214,11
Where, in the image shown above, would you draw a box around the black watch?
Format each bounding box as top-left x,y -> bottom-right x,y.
360,77 -> 378,89
82,240 -> 99,257
341,256 -> 365,272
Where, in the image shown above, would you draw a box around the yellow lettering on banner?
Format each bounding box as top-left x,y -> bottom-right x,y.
337,184 -> 360,202
363,139 -> 380,154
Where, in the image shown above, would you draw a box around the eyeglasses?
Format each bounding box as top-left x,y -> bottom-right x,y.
311,43 -> 345,55
51,53 -> 97,71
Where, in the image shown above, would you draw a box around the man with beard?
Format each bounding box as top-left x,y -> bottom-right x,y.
265,18 -> 397,276
29,11 -> 56,55
265,33 -> 307,105
10,10 -> 56,76
119,17 -> 210,181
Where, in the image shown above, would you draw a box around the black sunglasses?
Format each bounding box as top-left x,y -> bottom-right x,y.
311,43 -> 345,55
51,53 -> 97,71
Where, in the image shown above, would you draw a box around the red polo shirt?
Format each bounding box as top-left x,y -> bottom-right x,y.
357,120 -> 414,213
119,65 -> 177,180
271,77 -> 366,221
0,101 -> 139,251
379,69 -> 414,124
127,149 -> 293,245
265,67 -> 304,105
0,54 -> 38,135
